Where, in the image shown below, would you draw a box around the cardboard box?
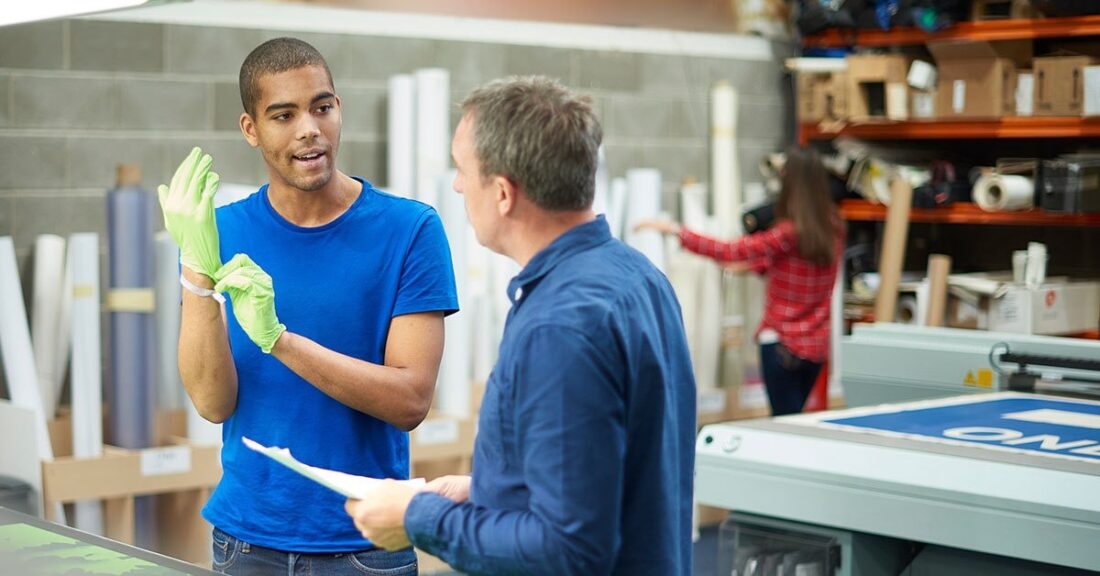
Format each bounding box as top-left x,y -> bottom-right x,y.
1034,55 -> 1099,116
948,274 -> 1100,335
846,54 -> 910,121
911,89 -> 936,119
928,40 -> 1030,118
797,71 -> 848,122
990,282 -> 1100,335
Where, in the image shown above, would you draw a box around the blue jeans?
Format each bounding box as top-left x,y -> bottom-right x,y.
212,527 -> 418,575
759,343 -> 822,416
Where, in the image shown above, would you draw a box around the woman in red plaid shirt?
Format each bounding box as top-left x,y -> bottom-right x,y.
636,147 -> 843,415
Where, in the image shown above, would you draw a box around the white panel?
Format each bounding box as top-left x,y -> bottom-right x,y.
69,233 -> 104,534
415,68 -> 450,209
31,234 -> 65,419
387,74 -> 417,199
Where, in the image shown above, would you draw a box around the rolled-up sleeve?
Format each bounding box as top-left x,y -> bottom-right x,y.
405,325 -> 625,575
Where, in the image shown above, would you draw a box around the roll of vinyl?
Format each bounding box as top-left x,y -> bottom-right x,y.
436,172 -> 471,418
681,181 -> 709,231
592,146 -> 609,219
973,173 -> 1034,212
387,74 -> 417,198
69,233 -> 104,534
711,82 -> 741,236
32,234 -> 65,419
625,168 -> 665,272
154,233 -> 183,411
107,184 -> 157,546
607,177 -> 628,240
1026,241 -> 1047,288
466,229 -> 495,384
415,69 -> 450,209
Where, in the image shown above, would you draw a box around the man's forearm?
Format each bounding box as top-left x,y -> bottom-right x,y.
178,268 -> 237,423
270,332 -> 434,431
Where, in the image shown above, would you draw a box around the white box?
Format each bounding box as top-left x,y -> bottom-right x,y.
989,281 -> 1100,335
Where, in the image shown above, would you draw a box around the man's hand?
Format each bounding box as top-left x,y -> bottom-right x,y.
213,254 -> 286,353
345,481 -> 419,551
423,475 -> 471,503
632,218 -> 681,236
158,147 -> 222,279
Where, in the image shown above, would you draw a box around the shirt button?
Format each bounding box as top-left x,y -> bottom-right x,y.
515,287 -> 524,300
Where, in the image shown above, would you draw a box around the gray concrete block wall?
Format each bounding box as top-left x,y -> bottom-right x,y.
0,19 -> 793,279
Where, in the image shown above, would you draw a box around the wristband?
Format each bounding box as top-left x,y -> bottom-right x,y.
180,273 -> 226,304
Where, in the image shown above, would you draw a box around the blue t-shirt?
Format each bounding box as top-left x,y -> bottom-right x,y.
203,177 -> 458,552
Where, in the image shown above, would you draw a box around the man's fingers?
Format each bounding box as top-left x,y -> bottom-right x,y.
169,147 -> 201,198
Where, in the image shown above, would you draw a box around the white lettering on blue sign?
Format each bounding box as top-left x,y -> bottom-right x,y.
943,426 -> 1100,456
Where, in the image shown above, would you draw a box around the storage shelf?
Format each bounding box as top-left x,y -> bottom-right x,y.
801,117 -> 1100,142
803,14 -> 1100,48
839,199 -> 1100,227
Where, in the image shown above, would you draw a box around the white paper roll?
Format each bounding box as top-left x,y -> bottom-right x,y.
625,168 -> 665,272
607,177 -> 628,240
436,172 -> 471,419
415,69 -> 450,208
592,146 -> 609,218
387,74 -> 417,199
69,233 -> 103,534
896,295 -> 919,325
1026,241 -> 1047,289
680,181 -> 709,231
711,82 -> 741,237
973,174 -> 1034,212
32,235 -> 66,420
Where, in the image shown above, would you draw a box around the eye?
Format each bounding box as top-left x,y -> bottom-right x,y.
317,103 -> 333,114
272,112 -> 291,121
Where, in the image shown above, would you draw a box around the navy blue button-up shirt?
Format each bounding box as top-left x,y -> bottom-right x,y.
405,216 -> 696,575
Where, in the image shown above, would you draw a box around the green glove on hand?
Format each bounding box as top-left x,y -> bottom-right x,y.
158,147 -> 222,279
214,254 -> 286,354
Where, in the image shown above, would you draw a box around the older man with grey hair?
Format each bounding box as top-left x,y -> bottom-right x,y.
346,76 -> 696,575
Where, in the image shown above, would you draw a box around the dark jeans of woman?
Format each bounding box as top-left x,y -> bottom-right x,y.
759,342 -> 823,416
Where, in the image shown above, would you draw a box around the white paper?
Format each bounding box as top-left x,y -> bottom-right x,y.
973,174 -> 1034,212
242,437 -> 424,499
711,82 -> 741,237
607,177 -> 628,240
436,172 -> 471,418
952,80 -> 966,114
624,168 -> 665,272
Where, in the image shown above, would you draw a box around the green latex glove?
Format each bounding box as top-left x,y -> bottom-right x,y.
214,254 -> 286,354
158,147 -> 222,278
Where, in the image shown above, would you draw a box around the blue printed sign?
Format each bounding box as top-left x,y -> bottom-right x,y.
824,397 -> 1100,462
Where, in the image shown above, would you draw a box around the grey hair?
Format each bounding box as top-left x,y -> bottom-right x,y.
239,37 -> 333,117
460,76 -> 602,211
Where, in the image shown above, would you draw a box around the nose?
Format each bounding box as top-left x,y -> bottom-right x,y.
297,115 -> 321,141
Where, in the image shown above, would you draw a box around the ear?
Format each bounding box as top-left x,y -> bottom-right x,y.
240,112 -> 259,148
495,175 -> 516,217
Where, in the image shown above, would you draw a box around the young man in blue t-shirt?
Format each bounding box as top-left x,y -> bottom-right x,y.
158,37 -> 457,574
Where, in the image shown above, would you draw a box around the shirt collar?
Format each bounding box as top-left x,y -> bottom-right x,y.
506,215 -> 611,305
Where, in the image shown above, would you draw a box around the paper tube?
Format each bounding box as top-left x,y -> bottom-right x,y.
32,234 -> 66,419
925,254 -> 951,327
874,179 -> 913,323
895,295 -> 919,325
69,233 -> 104,534
387,74 -> 417,198
973,174 -> 1034,212
415,69 -> 450,208
625,168 -> 665,272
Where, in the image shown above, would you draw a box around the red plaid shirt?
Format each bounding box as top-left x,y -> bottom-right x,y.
679,220 -> 839,363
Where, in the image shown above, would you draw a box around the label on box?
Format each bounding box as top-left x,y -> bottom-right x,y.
913,92 -> 935,118
1017,73 -> 1034,116
140,446 -> 192,477
415,419 -> 460,445
887,83 -> 908,120
1084,67 -> 1100,117
697,389 -> 727,415
952,80 -> 966,113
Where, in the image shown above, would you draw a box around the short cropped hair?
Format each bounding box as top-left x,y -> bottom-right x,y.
460,76 -> 602,211
239,37 -> 333,116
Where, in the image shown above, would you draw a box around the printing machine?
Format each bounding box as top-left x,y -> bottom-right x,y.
697,326 -> 1100,575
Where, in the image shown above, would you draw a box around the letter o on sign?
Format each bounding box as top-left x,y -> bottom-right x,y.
943,427 -> 1024,441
